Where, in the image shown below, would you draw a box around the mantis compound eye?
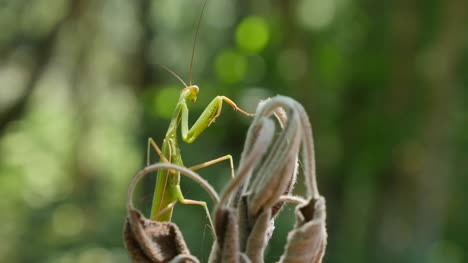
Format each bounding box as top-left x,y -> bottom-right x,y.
183,85 -> 199,103
191,85 -> 199,93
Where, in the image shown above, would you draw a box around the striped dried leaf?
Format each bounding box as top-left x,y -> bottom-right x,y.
279,197 -> 327,263
124,209 -> 196,263
220,96 -> 327,263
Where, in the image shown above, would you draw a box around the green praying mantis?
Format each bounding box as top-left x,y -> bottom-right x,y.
146,0 -> 254,232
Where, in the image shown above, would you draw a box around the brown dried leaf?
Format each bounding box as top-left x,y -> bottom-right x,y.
279,197 -> 327,263
245,210 -> 272,263
124,208 -> 196,263
240,96 -> 327,263
213,96 -> 326,263
209,208 -> 240,263
238,98 -> 303,218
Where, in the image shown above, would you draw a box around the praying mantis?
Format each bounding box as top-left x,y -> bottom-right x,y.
146,0 -> 254,232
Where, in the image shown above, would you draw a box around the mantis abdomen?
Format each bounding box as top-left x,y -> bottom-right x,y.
150,138 -> 182,221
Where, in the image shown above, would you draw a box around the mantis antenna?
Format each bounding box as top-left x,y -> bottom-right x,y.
156,0 -> 208,89
157,63 -> 188,88
189,0 -> 208,86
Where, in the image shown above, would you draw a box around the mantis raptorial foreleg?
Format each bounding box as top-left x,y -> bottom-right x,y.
180,95 -> 254,143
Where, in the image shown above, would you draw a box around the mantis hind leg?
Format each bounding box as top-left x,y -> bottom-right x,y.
147,137 -> 169,165
149,139 -> 175,220
175,185 -> 216,237
189,154 -> 235,178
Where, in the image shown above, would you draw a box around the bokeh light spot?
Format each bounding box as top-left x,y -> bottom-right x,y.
236,16 -> 270,54
0,65 -> 28,112
297,0 -> 336,30
52,204 -> 85,237
214,50 -> 247,84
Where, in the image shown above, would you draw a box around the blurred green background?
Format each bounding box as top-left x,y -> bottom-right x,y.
0,0 -> 467,262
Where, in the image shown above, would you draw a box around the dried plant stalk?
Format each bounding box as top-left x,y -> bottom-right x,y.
209,118 -> 276,263
279,197 -> 327,263
210,96 -> 327,263
210,208 -> 240,263
245,210 -> 271,263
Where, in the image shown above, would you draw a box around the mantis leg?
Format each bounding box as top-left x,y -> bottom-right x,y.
151,201 -> 177,221
181,96 -> 254,143
147,137 -> 170,165
189,154 -> 235,178
212,96 -> 254,124
175,185 -> 216,237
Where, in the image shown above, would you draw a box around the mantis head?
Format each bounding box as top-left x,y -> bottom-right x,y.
182,85 -> 199,103
157,64 -> 199,103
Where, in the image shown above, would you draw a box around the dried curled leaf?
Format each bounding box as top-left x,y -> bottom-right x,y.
209,208 -> 240,263
246,104 -> 302,218
245,209 -> 271,263
211,96 -> 328,263
279,197 -> 327,263
124,209 -> 196,263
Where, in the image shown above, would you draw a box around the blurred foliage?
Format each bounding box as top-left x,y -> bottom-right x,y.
0,0 -> 467,263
